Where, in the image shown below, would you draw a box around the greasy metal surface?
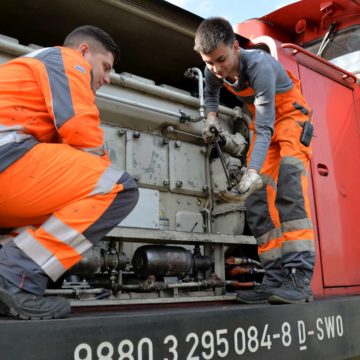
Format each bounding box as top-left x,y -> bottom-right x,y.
169,139 -> 207,195
175,211 -> 204,233
120,188 -> 160,229
126,130 -> 169,189
108,227 -> 256,245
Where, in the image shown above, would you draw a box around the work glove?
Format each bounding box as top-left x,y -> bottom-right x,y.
234,169 -> 263,197
218,169 -> 263,203
202,115 -> 223,144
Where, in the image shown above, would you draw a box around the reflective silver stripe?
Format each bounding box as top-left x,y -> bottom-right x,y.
0,226 -> 37,246
261,174 -> 277,190
42,216 -> 93,255
0,124 -> 32,146
0,124 -> 26,132
257,228 -> 282,246
280,156 -> 307,175
0,131 -> 33,146
79,145 -> 105,156
90,165 -> 124,196
34,48 -> 75,128
282,218 -> 313,233
259,248 -> 282,262
13,230 -> 65,281
0,235 -> 13,246
24,47 -> 51,58
282,239 -> 315,254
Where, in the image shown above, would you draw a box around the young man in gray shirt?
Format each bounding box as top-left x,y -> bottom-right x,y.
194,17 -> 315,304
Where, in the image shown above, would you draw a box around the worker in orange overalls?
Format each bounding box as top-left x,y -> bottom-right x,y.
194,17 -> 315,304
0,26 -> 139,319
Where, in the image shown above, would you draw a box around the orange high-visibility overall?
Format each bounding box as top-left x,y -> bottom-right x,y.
0,47 -> 138,295
224,71 -> 315,285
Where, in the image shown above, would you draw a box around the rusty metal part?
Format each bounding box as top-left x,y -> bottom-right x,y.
226,280 -> 259,288
227,266 -> 264,277
225,256 -> 262,267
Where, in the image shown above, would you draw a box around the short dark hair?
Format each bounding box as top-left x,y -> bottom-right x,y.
64,25 -> 120,63
194,17 -> 235,54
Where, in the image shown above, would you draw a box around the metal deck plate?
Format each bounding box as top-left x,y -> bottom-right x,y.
0,296 -> 359,359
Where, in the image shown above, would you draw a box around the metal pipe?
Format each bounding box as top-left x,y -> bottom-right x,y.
162,125 -> 202,139
225,256 -> 262,267
45,288 -> 105,295
119,279 -> 224,291
0,38 -> 30,57
227,266 -> 265,277
109,72 -> 239,118
226,280 -> 259,288
97,92 -> 187,120
167,281 -> 223,289
0,39 -> 240,119
184,67 -> 205,122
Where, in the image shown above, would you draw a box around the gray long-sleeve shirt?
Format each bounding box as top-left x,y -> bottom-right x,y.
205,48 -> 293,171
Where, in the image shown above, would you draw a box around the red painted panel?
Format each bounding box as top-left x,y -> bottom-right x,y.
299,64 -> 360,286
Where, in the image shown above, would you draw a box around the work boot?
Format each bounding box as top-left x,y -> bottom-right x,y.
236,283 -> 278,304
0,275 -> 71,320
268,268 -> 313,304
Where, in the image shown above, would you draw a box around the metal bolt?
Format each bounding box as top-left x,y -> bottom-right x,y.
176,180 -> 183,188
201,147 -> 207,154
162,138 -> 169,145
133,174 -> 141,181
163,179 -> 170,186
117,129 -> 126,136
203,185 -> 209,192
133,131 -> 141,138
175,140 -> 182,148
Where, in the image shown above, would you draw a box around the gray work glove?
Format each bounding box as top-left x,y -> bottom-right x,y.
218,169 -> 263,203
202,115 -> 223,144
234,169 -> 263,197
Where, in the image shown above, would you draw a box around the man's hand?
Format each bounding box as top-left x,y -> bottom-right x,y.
202,114 -> 222,144
217,169 -> 263,203
234,169 -> 263,197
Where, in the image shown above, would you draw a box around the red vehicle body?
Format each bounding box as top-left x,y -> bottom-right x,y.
235,0 -> 360,298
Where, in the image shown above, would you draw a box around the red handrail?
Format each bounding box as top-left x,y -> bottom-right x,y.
281,43 -> 358,84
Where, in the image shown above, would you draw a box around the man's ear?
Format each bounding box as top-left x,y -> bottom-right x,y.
78,42 -> 90,57
233,40 -> 240,51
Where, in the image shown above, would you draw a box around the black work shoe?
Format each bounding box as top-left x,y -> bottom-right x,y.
0,275 -> 71,320
268,268 -> 313,304
236,283 -> 277,304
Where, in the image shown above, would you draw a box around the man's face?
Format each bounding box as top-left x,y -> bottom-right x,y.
200,41 -> 239,79
84,49 -> 114,92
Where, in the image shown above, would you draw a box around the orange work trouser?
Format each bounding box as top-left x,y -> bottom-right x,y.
0,143 -> 139,294
245,74 -> 315,285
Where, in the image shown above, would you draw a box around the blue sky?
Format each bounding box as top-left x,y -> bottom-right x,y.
164,0 -> 300,26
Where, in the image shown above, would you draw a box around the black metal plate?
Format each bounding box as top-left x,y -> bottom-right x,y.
0,296 -> 359,360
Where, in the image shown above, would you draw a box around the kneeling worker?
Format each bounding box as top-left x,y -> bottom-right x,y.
0,25 -> 139,319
